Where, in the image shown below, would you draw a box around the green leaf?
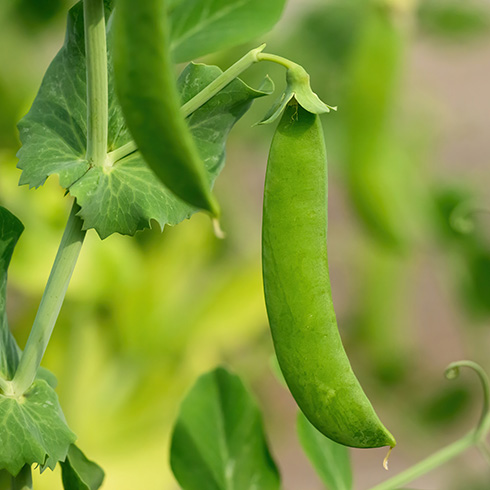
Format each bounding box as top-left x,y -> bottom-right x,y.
169,0 -> 286,63
297,412 -> 352,490
17,3 -> 271,239
170,367 -> 280,490
60,445 -> 104,490
0,207 -> 24,381
0,379 -> 76,476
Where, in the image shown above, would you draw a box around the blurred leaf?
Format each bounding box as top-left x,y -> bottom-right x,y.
0,379 -> 76,475
461,245 -> 490,318
170,366 -> 280,490
17,2 -> 271,238
169,0 -> 286,63
297,412 -> 352,490
419,385 -> 471,428
418,0 -> 490,41
432,186 -> 474,243
0,207 -> 23,380
13,0 -> 66,29
60,444 -> 104,490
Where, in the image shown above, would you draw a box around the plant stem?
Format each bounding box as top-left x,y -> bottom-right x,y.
106,43 -> 267,165
11,465 -> 32,490
369,432 -> 475,490
84,0 -> 108,167
12,203 -> 85,396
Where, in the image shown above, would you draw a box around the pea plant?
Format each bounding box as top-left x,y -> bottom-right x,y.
1,0 -> 489,489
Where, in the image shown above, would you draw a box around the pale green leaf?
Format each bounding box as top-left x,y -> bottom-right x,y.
60,445 -> 104,490
17,2 -> 271,239
0,380 -> 76,476
169,0 -> 286,63
170,367 -> 280,490
297,412 -> 352,490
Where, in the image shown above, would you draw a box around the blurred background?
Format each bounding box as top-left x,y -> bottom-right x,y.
1,0 -> 490,488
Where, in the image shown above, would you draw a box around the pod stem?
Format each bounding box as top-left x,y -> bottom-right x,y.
107,44 -> 267,165
370,360 -> 490,490
256,52 -> 300,70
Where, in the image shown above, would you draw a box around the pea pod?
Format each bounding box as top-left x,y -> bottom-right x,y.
114,0 -> 219,217
262,100 -> 395,449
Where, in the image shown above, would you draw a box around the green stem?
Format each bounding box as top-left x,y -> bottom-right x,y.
11,465 -> 32,490
84,0 -> 108,167
106,43 -> 267,165
12,203 -> 86,396
370,432 -> 475,490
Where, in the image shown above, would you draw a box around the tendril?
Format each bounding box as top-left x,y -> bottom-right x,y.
445,360 -> 490,439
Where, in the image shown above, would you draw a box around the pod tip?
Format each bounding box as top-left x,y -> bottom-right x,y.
383,446 -> 394,471
212,218 -> 226,239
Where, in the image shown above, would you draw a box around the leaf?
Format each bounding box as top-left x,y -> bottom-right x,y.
0,379 -> 76,476
17,2 -> 271,239
170,367 -> 280,490
169,0 -> 286,63
0,207 -> 24,381
60,445 -> 104,490
297,412 -> 352,490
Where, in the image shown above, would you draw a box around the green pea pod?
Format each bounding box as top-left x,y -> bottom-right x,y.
262,100 -> 395,449
114,0 -> 219,217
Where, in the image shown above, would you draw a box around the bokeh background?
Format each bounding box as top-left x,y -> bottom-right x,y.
1,0 -> 490,488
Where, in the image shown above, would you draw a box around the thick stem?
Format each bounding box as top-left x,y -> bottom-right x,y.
11,465 -> 32,490
84,0 -> 108,166
106,43 -> 267,165
12,203 -> 85,396
369,432 -> 475,490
